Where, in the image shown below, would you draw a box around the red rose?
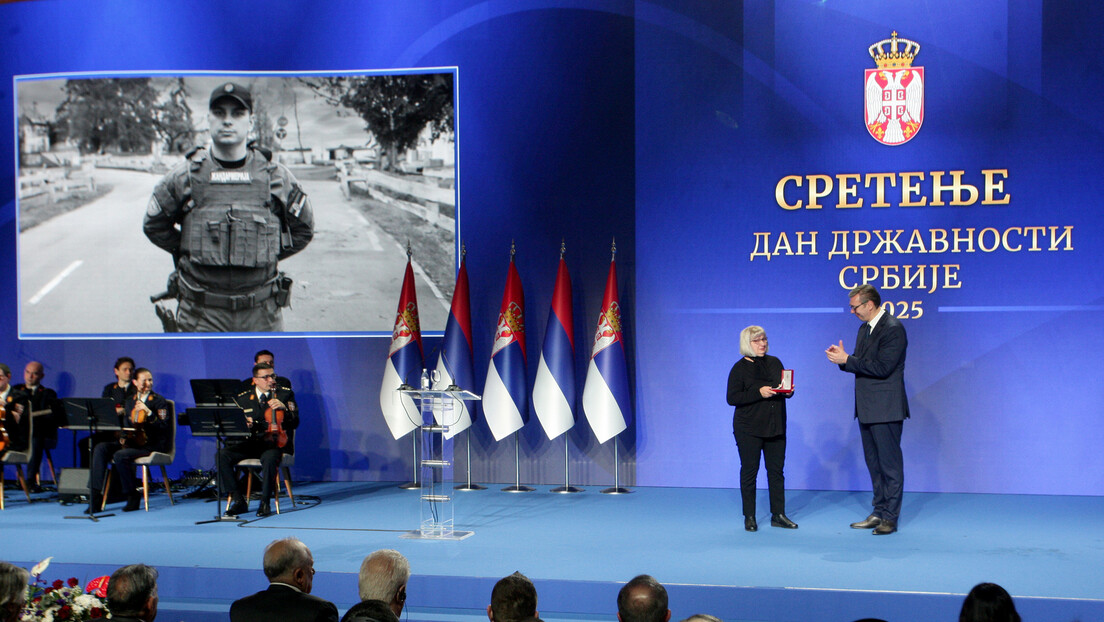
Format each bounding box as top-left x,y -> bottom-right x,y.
52,579 -> 65,589
68,577 -> 80,587
43,587 -> 54,594
90,607 -> 104,618
57,605 -> 73,620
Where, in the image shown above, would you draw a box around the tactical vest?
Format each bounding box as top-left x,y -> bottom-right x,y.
181,150 -> 281,268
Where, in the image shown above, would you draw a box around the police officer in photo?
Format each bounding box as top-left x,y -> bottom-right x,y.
143,82 -> 314,332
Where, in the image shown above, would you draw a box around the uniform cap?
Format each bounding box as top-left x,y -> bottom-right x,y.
209,82 -> 253,111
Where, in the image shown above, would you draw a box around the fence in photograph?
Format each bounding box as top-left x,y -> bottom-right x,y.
338,161 -> 456,231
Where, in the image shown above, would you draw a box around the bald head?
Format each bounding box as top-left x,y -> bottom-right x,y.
24,361 -> 44,387
617,575 -> 670,622
262,538 -> 315,593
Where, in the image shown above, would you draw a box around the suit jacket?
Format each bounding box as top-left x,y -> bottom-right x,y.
12,383 -> 62,436
234,385 -> 299,454
230,584 -> 338,622
840,312 -> 910,424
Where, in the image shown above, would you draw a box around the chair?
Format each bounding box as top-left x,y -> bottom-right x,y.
1,410 -> 35,510
102,400 -> 176,511
133,400 -> 176,511
226,449 -> 295,514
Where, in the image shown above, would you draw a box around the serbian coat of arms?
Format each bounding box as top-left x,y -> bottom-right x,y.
864,31 -> 924,146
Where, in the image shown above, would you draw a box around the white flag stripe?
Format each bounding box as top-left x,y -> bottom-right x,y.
432,358 -> 471,439
379,359 -> 419,440
483,360 -> 525,441
582,358 -> 628,444
533,353 -> 574,440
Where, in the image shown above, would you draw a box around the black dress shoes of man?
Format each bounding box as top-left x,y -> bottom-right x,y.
850,514 -> 882,529
770,513 -> 798,529
122,494 -> 142,512
225,497 -> 248,517
256,500 -> 272,518
744,516 -> 758,532
873,520 -> 897,535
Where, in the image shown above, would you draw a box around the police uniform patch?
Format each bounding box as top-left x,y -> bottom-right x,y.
210,170 -> 253,184
147,196 -> 163,217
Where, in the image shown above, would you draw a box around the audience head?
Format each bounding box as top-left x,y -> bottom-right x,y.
488,571 -> 537,622
959,582 -> 1021,622
0,562 -> 29,622
617,575 -> 670,622
358,549 -> 410,616
680,616 -> 722,622
262,537 -> 317,594
106,564 -> 159,622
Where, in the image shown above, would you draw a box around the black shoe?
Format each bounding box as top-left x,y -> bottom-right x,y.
256,500 -> 272,518
225,498 -> 248,517
744,516 -> 758,532
29,484 -> 45,494
85,495 -> 103,514
122,495 -> 141,512
850,514 -> 882,529
873,520 -> 897,535
770,513 -> 798,529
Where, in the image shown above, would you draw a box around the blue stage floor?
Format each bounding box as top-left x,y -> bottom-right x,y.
2,481 -> 1101,622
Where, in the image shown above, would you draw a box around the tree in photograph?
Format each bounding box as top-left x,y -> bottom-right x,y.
55,78 -> 160,154
301,73 -> 454,171
150,77 -> 195,154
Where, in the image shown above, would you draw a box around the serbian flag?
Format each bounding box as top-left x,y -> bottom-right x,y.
582,258 -> 631,443
482,256 -> 528,441
532,256 -> 576,440
432,256 -> 475,439
379,259 -> 424,439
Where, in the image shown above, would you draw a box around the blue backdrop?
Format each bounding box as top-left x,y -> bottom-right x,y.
2,0 -> 1101,496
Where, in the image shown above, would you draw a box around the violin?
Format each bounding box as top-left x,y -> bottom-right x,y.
263,401 -> 288,448
0,402 -> 9,453
122,399 -> 149,447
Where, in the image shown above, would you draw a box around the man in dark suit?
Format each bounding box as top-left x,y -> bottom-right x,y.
12,361 -> 63,489
219,361 -> 298,517
230,538 -> 337,622
106,563 -> 159,622
827,284 -> 909,535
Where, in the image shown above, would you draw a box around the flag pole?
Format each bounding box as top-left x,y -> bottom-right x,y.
550,434 -> 583,493
454,429 -> 486,490
502,431 -> 535,492
601,436 -> 632,494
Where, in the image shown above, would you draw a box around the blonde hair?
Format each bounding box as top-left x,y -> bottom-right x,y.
739,326 -> 767,357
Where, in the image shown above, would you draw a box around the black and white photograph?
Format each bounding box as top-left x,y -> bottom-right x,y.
16,71 -> 456,336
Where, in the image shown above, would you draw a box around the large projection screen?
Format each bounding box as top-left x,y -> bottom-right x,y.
15,71 -> 456,338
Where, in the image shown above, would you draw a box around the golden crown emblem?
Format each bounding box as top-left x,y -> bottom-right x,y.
868,31 -> 920,68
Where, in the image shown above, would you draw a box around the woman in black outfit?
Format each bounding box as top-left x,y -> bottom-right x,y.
726,325 -> 797,532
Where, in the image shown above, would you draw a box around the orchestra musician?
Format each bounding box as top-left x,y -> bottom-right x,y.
218,361 -> 298,518
12,361 -> 63,490
0,364 -> 31,460
88,368 -> 171,512
79,357 -> 139,468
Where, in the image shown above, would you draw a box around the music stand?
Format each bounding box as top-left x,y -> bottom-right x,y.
61,398 -> 121,521
188,406 -> 250,524
189,378 -> 249,524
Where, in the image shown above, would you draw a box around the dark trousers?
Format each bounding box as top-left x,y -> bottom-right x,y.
27,428 -> 56,484
734,428 -> 787,516
90,441 -> 150,499
217,440 -> 282,502
859,420 -> 904,522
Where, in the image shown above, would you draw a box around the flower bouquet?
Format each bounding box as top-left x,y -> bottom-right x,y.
21,557 -> 110,622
